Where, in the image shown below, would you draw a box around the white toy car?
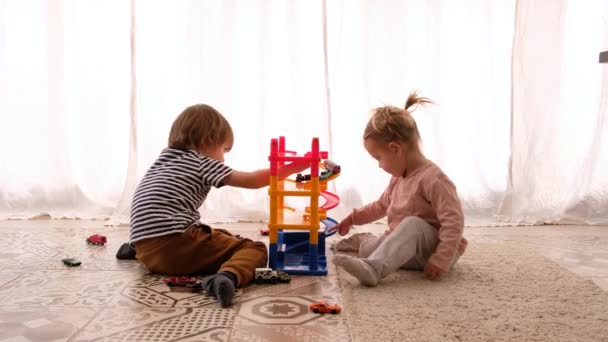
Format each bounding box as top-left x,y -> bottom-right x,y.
255,268 -> 278,284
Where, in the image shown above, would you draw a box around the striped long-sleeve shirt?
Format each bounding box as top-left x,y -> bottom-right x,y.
129,148 -> 233,243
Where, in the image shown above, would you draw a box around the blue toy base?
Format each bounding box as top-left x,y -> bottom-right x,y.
271,231 -> 328,276
279,253 -> 327,275
268,218 -> 337,276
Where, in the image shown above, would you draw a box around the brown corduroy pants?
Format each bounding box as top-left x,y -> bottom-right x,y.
134,224 -> 267,287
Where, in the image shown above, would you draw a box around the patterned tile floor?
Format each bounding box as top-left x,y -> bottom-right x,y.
0,220 -> 606,341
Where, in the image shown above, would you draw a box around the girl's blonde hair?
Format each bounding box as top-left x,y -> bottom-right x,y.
168,104 -> 233,150
363,91 -> 432,146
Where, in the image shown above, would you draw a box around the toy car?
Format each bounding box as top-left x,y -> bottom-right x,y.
276,270 -> 291,283
185,282 -> 203,291
255,268 -> 278,284
323,160 -> 341,174
259,228 -> 269,236
62,258 -> 82,267
163,276 -> 198,287
309,300 -> 341,314
86,234 -> 107,245
295,173 -> 311,183
320,170 -> 333,181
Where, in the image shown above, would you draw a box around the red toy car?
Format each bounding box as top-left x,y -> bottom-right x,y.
86,234 -> 107,245
260,228 -> 269,236
163,276 -> 198,287
309,300 -> 341,314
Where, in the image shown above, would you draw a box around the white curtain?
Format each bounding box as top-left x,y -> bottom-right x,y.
0,0 -> 131,219
1,0 -> 607,226
326,0 -> 515,226
121,0 -> 331,224
498,0 -> 608,224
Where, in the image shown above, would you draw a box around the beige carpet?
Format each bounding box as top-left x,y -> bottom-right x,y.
337,242 -> 608,342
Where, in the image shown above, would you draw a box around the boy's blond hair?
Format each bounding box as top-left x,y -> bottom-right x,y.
363,91 -> 432,146
168,104 -> 233,150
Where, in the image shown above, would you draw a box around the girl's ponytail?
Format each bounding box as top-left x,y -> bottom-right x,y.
404,90 -> 433,112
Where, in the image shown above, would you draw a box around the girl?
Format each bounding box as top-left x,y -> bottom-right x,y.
332,92 -> 467,286
130,104 -> 308,307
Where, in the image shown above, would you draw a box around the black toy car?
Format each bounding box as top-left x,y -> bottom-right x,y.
276,270 -> 291,283
295,173 -> 312,183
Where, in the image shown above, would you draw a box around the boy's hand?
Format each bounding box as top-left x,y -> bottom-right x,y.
424,262 -> 444,280
337,215 -> 354,236
289,160 -> 310,172
278,161 -> 309,179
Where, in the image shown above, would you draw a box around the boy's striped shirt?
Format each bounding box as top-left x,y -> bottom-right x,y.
130,148 -> 232,243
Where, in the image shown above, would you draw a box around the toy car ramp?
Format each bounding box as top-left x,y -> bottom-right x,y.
321,217 -> 339,237
320,191 -> 340,211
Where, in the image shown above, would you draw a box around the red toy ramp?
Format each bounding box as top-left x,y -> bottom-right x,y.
320,191 -> 340,210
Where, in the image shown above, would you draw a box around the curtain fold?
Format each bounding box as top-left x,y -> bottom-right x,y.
1,0 -> 607,226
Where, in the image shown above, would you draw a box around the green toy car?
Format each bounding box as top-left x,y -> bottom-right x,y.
62,258 -> 81,267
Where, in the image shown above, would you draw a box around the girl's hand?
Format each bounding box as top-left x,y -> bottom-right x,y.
424,262 -> 444,280
337,215 -> 354,236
